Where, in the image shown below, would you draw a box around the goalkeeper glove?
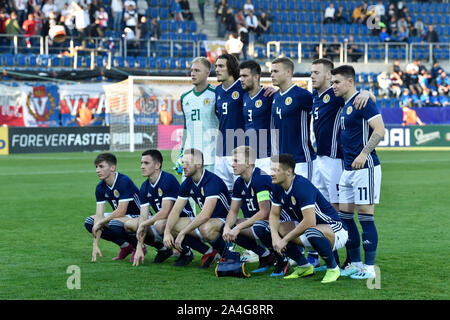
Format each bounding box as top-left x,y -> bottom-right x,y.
173,148 -> 184,174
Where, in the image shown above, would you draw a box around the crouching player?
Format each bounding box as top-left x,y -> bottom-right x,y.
85,153 -> 141,262
269,154 -> 348,283
163,148 -> 231,268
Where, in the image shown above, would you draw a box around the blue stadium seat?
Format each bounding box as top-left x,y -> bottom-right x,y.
159,7 -> 169,19
2,53 -> 14,66
26,53 -> 37,66
62,55 -> 73,67
114,56 -> 125,68
157,57 -> 167,69
50,55 -> 61,67
15,53 -> 26,66
95,56 -> 104,68
37,54 -> 49,67
136,56 -> 146,68
125,56 -> 135,68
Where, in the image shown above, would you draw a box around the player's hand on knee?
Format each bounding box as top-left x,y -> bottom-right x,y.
174,233 -> 185,252
163,233 -> 175,249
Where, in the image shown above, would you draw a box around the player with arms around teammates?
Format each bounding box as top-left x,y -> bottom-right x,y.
163,148 -> 231,268
178,57 -> 218,174
331,65 -> 385,280
84,153 -> 141,262
239,60 -> 273,174
269,154 -> 349,284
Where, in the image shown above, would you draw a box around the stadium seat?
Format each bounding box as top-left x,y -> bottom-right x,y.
50,55 -> 61,67
148,57 -> 157,69
26,54 -> 37,66
37,54 -> 49,67
113,56 -> 125,68
62,55 -> 73,67
15,53 -> 26,66
2,53 -> 14,66
136,56 -> 146,68
125,56 -> 135,68
157,57 -> 167,69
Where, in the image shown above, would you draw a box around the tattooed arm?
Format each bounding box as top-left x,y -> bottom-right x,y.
352,116 -> 386,170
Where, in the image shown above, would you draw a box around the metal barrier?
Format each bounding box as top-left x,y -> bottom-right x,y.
0,34 -> 44,54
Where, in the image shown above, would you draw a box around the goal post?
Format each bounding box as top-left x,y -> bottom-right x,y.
103,76 -> 312,154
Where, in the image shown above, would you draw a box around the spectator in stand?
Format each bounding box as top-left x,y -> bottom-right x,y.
0,10 -> 7,46
197,0 -> 206,24
379,27 -> 392,42
431,61 -> 443,86
436,72 -> 449,96
215,0 -> 228,38
179,0 -> 194,21
406,60 -> 422,96
414,18 -> 425,38
439,95 -> 449,107
245,9 -> 258,35
402,106 -> 425,126
386,3 -> 397,22
225,33 -> 243,60
124,0 -> 138,31
396,26 -> 408,43
243,0 -> 254,17
71,2 -> 90,46
111,0 -> 124,33
223,7 -> 237,38
88,0 -> 100,26
347,35 -> 362,62
314,38 -> 329,60
235,8 -> 245,27
429,91 -> 440,106
334,5 -> 347,24
22,13 -> 37,48
377,71 -> 392,98
136,0 -> 148,20
171,0 -> 184,21
13,0 -> 27,27
257,11 -> 270,36
124,26 -> 138,53
136,15 -> 149,40
351,4 -> 363,24
60,3 -> 74,37
374,0 -> 385,22
390,72 -> 403,98
420,88 -> 431,106
42,0 -> 57,19
419,69 -> 431,93
424,25 -> 439,44
94,7 -> 108,37
149,17 -> 161,56
387,15 -> 398,37
33,5 -> 45,36
328,37 -> 341,61
237,23 -> 248,60
400,88 -> 413,107
42,10 -> 57,39
324,3 -> 335,24
5,11 -> 21,52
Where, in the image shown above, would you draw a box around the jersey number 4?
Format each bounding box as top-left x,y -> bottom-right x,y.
276,107 -> 282,119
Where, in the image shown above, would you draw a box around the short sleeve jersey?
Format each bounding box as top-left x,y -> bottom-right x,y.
178,169 -> 231,218
95,172 -> 141,215
139,171 -> 194,218
339,91 -> 381,170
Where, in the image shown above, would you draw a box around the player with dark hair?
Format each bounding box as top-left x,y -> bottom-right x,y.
214,53 -> 246,192
163,148 -> 231,267
310,58 -> 375,269
331,65 -> 385,280
269,154 -> 348,284
239,60 -> 272,174
85,153 -> 141,262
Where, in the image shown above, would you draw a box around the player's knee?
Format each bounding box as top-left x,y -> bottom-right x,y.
123,219 -> 135,232
154,219 -> 167,235
199,223 -> 219,241
252,221 -> 269,238
84,216 -> 94,233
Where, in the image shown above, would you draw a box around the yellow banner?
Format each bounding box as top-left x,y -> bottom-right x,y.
0,126 -> 9,155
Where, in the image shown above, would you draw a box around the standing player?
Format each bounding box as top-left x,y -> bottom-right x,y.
214,53 -> 246,192
126,150 -> 213,266
84,153 -> 141,262
269,154 -> 349,284
163,148 -> 231,268
310,58 -> 375,268
270,57 -> 316,181
239,60 -> 273,174
331,65 -> 385,280
178,57 -> 218,174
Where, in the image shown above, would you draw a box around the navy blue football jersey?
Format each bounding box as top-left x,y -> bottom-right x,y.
312,87 -> 344,159
178,169 -> 231,218
271,84 -> 316,163
231,167 -> 272,218
243,87 -> 272,159
139,171 -> 194,218
95,172 -> 140,215
339,92 -> 381,170
271,175 -> 343,232
215,79 -> 246,156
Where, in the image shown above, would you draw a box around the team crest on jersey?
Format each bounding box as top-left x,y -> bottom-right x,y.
255,99 -> 262,108
291,196 -> 296,205
285,97 -> 292,106
323,94 -> 330,103
232,91 -> 239,100
204,98 -> 210,105
158,188 -> 163,197
114,189 -> 119,198
201,187 -> 205,196
346,106 -> 353,115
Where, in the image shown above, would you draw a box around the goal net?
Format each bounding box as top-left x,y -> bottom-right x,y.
103,76 -> 312,156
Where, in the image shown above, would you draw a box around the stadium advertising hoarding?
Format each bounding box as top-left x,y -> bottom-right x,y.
379,125 -> 450,147
7,126 -> 157,154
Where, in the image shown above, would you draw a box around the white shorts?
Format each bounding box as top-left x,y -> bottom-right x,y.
255,157 -> 271,175
312,156 -> 344,204
294,161 -> 314,181
299,227 -> 348,251
339,165 -> 382,205
214,156 -> 238,191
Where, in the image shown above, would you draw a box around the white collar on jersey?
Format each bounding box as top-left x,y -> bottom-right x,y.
318,86 -> 333,99
249,86 -> 264,100
284,174 -> 296,195
221,78 -> 241,92
107,172 -> 119,190
345,91 -> 360,105
244,167 -> 256,188
279,83 -> 296,96
193,169 -> 206,187
150,171 -> 162,188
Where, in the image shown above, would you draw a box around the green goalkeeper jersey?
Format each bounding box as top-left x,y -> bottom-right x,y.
180,84 -> 219,165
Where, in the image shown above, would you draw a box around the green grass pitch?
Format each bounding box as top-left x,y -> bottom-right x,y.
0,149 -> 449,300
